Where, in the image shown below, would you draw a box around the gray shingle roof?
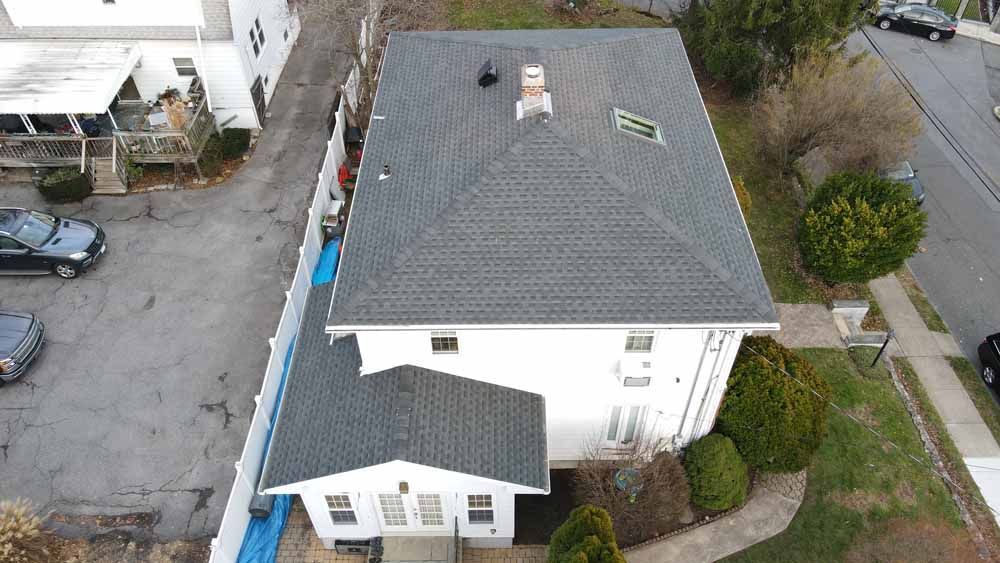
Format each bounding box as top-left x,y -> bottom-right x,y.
328,28 -> 776,328
260,281 -> 549,491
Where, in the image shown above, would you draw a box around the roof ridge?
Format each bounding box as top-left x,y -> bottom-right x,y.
394,28 -> 676,52
333,122 -> 551,323
542,122 -> 776,320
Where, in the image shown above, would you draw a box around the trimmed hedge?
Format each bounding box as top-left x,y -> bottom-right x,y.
718,336 -> 830,472
684,433 -> 749,510
221,128 -> 251,159
198,133 -> 224,178
37,167 -> 92,202
799,172 -> 926,283
548,505 -> 626,563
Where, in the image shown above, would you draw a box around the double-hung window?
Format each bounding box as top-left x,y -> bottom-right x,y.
325,494 -> 358,525
467,494 -> 494,524
431,331 -> 459,354
624,330 -> 654,353
249,17 -> 266,58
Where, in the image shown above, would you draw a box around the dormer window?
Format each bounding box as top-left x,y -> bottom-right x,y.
613,108 -> 664,144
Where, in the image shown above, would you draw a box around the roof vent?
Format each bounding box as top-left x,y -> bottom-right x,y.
517,64 -> 552,120
477,59 -> 498,88
379,164 -> 391,181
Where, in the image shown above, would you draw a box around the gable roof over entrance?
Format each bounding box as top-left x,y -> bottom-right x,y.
260,282 -> 549,491
327,29 -> 777,329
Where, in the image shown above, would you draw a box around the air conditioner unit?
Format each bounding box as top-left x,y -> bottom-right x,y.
617,358 -> 653,387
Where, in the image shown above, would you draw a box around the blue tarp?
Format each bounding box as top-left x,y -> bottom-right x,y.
236,235 -> 342,563
312,237 -> 341,286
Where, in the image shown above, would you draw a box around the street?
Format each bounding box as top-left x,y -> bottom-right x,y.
855,28 -> 1000,365
0,23 -> 342,539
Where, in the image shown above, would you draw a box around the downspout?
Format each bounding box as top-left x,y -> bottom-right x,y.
676,330 -> 715,445
195,25 -> 214,113
690,331 -> 736,438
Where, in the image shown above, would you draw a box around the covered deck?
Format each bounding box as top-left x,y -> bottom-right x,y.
0,40 -> 215,183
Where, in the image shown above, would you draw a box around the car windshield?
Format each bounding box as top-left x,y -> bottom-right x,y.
14,211 -> 57,247
884,162 -> 914,180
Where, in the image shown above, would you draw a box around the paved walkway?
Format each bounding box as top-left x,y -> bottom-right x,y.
869,274 -> 1000,524
625,471 -> 806,563
765,303 -> 846,349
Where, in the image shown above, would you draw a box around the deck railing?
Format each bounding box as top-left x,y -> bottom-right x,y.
0,99 -> 215,168
0,135 -> 87,166
114,97 -> 215,162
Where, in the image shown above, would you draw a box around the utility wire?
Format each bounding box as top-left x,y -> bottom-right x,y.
742,343 -> 1000,518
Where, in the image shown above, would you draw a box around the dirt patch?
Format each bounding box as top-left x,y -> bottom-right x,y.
895,480 -> 917,506
846,404 -> 881,427
845,518 -> 980,563
52,532 -> 209,563
828,489 -> 891,513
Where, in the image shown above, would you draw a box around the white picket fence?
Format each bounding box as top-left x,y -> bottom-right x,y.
208,97 -> 348,563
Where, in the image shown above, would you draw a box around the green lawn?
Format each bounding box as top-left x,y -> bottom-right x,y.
707,104 -> 823,303
935,0 -> 962,17
447,0 -> 664,30
726,349 -> 975,562
950,356 -> 1000,447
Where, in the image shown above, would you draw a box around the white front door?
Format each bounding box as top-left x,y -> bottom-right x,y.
374,492 -> 450,533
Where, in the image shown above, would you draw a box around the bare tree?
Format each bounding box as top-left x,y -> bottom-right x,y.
573,433 -> 690,547
293,0 -> 440,131
753,52 -> 923,173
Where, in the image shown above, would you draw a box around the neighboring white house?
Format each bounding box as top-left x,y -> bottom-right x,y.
259,28 -> 779,557
0,0 -> 299,132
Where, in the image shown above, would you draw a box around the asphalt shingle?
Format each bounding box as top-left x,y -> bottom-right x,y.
260,282 -> 549,490
328,29 -> 777,328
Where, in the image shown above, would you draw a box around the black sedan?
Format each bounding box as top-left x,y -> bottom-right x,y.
876,4 -> 958,41
980,334 -> 1000,387
0,311 -> 44,384
0,208 -> 107,279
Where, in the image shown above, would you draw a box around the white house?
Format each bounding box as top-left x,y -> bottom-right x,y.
0,0 -> 298,129
0,0 -> 300,189
259,28 -> 778,558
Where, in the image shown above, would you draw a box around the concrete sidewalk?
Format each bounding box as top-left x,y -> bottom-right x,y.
869,274 -> 1000,523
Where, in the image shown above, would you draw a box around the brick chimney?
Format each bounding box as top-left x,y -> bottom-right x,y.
517,64 -> 550,120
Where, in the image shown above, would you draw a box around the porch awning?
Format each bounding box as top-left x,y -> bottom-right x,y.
0,41 -> 141,115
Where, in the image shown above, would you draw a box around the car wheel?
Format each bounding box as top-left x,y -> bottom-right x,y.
984,366 -> 996,386
54,263 -> 78,279
929,30 -> 942,41
879,19 -> 892,30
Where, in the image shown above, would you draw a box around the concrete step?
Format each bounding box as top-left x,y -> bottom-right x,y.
92,186 -> 127,195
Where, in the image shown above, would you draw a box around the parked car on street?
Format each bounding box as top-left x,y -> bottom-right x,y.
880,161 -> 926,205
979,333 -> 1000,387
875,4 -> 958,41
0,311 -> 44,384
0,208 -> 106,279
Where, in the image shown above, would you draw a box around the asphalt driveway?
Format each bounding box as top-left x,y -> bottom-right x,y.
0,23 -> 343,540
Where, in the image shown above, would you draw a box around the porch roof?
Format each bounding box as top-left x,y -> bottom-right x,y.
0,40 -> 141,115
260,282 -> 550,492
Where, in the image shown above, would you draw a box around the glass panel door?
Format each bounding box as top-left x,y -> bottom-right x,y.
415,493 -> 445,527
377,493 -> 408,528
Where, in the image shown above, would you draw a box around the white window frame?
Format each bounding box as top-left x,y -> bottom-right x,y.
325,494 -> 358,526
605,405 -> 645,445
172,57 -> 198,77
431,331 -> 459,354
624,330 -> 655,353
612,108 -> 664,144
249,16 -> 266,59
467,494 -> 494,525
376,493 -> 408,527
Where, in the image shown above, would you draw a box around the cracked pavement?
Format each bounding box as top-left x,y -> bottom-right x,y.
0,22 -> 344,540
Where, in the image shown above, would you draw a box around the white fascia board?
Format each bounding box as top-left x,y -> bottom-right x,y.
263,460 -> 548,496
327,322 -> 781,333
